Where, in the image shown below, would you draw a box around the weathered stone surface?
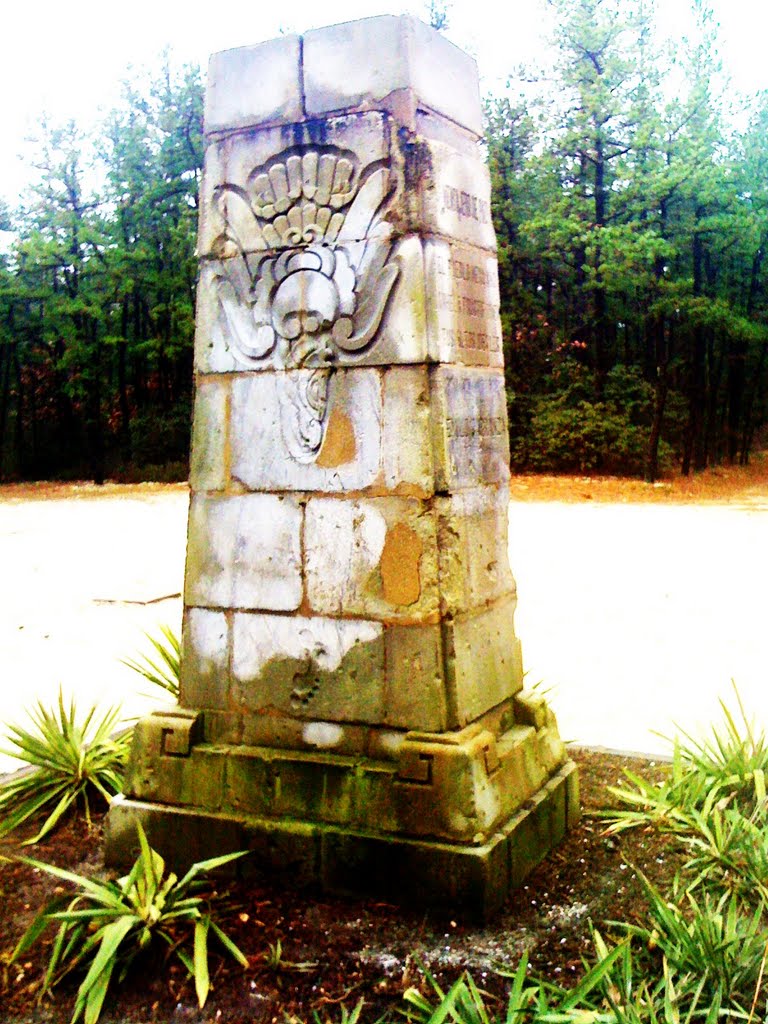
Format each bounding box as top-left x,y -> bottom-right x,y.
189,380 -> 229,490
425,240 -> 503,368
194,263 -> 242,374
195,236 -> 429,374
381,366 -> 433,495
205,35 -> 302,134
122,717 -> 564,846
185,493 -> 302,610
436,487 -> 516,613
179,608 -> 229,709
304,496 -> 439,620
230,369 -> 382,492
231,612 -> 386,723
444,598 -> 524,725
302,15 -> 483,135
107,768 -> 575,921
432,368 -> 511,491
421,140 -> 496,251
105,796 -> 248,875
224,748 -> 272,816
383,624 -> 447,731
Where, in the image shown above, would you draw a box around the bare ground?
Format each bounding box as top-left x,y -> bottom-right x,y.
0,748 -> 677,1024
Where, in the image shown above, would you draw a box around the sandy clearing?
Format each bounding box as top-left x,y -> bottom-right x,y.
1,486 -> 765,770
509,501 -> 768,755
0,488 -> 189,771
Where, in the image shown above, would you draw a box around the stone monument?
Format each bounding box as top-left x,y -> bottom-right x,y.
106,15 -> 579,917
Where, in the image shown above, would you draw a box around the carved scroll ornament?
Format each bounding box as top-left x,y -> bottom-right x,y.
209,147 -> 400,462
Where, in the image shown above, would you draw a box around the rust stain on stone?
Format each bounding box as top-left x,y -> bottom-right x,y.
316,409 -> 356,467
381,522 -> 423,606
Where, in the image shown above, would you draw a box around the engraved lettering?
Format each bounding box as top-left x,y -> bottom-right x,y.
441,186 -> 491,224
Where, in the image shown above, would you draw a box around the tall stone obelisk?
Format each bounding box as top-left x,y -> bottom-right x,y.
106,16 -> 579,917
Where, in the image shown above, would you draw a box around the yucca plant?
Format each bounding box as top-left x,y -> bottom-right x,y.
404,953 -> 547,1024
403,938 -> 732,1024
604,685 -> 768,839
621,879 -> 768,1015
121,624 -> 181,701
0,691 -> 130,843
12,823 -> 249,1024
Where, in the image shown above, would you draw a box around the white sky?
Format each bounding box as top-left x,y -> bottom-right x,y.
0,0 -> 766,207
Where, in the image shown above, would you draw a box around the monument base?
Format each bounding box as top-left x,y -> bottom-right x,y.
105,728 -> 579,920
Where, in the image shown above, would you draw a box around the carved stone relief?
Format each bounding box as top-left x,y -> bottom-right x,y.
208,145 -> 400,462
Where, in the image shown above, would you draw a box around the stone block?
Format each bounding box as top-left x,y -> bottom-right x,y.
184,493 -> 302,611
496,723 -> 549,799
106,757 -> 580,919
230,369 -> 382,493
420,139 -> 496,250
320,827 -> 509,921
436,487 -> 516,614
443,598 -> 523,726
507,763 -> 575,889
124,710 -> 201,796
241,714 -> 370,757
195,233 -> 429,373
243,819 -> 321,886
123,714 -> 226,812
104,796 -> 247,874
202,710 -> 243,745
179,608 -> 230,709
431,367 -> 511,491
194,262 -> 247,374
393,725 -> 506,841
205,35 -> 303,134
224,748 -> 273,816
383,624 -> 448,731
270,751 -> 357,825
189,380 -> 229,490
302,16 -> 483,136
351,763 -> 400,831
305,496 -> 439,621
492,725 -> 548,815
231,612 -> 386,724
425,240 -> 503,368
513,689 -> 549,730
381,366 -> 434,495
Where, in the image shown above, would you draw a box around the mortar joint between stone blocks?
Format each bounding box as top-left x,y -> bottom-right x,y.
298,33 -> 307,120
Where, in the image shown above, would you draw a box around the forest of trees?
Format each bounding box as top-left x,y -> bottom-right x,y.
489,0 -> 768,479
0,0 -> 766,483
0,63 -> 203,483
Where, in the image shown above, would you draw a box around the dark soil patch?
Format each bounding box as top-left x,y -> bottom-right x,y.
0,749 -> 678,1023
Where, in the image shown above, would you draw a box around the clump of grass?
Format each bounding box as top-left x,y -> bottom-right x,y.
0,691 -> 129,843
12,823 -> 249,1024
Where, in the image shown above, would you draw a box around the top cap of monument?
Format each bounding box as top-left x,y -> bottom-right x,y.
205,15 -> 482,138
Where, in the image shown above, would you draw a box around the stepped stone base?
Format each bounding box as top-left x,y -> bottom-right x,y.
105,702 -> 579,919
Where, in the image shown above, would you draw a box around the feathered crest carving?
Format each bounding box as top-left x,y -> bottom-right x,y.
208,145 -> 400,462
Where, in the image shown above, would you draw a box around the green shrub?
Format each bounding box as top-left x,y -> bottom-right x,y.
511,362 -> 675,476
